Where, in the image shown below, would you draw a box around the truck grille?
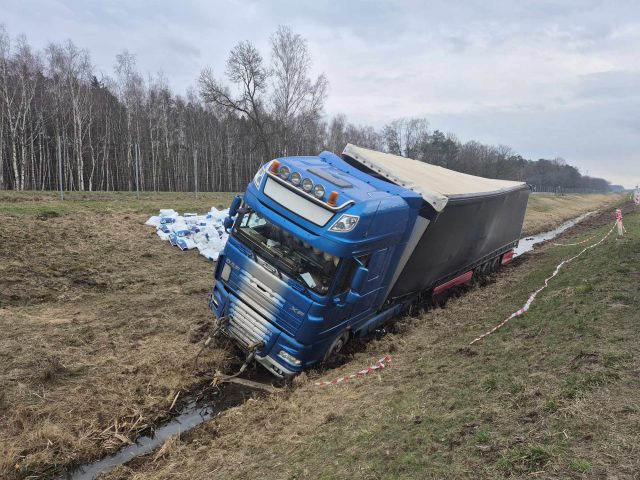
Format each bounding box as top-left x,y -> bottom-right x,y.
226,295 -> 274,349
237,269 -> 285,311
232,268 -> 303,336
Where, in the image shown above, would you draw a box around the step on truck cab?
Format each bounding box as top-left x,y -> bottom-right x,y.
209,145 -> 530,377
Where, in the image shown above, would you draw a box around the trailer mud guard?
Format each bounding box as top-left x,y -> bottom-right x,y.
433,270 -> 473,295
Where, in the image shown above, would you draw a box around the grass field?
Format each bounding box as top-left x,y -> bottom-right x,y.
521,193 -> 620,235
107,201 -> 638,480
0,191 -> 631,479
0,191 -> 236,478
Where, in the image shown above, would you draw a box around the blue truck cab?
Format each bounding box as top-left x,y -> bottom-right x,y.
209,150 -> 424,377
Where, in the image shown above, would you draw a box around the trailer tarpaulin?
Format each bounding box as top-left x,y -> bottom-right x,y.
341,144 -> 530,300
342,144 -> 526,212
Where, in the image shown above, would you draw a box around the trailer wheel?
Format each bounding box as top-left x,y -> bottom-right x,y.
490,256 -> 501,272
474,261 -> 491,285
324,332 -> 349,362
480,261 -> 490,276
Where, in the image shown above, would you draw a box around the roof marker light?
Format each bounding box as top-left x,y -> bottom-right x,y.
269,160 -> 281,174
327,191 -> 339,207
278,165 -> 291,180
302,178 -> 314,192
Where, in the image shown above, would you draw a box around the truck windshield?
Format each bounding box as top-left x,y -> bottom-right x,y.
233,211 -> 340,295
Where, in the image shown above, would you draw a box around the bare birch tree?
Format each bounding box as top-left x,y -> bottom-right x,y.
271,25 -> 327,155
199,41 -> 270,159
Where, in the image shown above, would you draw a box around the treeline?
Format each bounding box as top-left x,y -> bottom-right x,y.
374,118 -> 610,191
0,25 -> 610,193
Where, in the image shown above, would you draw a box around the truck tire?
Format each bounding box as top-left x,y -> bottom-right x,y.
490,256 -> 501,273
324,331 -> 349,362
480,261 -> 490,276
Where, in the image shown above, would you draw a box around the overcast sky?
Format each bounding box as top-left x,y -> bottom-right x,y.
2,0 -> 639,187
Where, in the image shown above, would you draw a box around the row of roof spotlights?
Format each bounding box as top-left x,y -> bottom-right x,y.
269,160 -> 339,207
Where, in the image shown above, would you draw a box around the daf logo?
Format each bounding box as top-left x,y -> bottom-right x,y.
226,259 -> 239,271
289,305 -> 305,317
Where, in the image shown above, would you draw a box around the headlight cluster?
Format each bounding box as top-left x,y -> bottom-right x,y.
262,160 -> 358,234
278,349 -> 301,366
329,214 -> 360,232
270,162 -> 334,201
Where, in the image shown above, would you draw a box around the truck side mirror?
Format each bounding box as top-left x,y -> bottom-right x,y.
223,216 -> 234,231
228,195 -> 242,218
350,265 -> 368,293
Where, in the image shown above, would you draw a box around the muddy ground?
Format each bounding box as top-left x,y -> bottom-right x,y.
0,192 -> 628,478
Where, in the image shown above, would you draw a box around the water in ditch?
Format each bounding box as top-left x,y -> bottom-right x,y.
64,384 -> 257,480
514,211 -> 594,257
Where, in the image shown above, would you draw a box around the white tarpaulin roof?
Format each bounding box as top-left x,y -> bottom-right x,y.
342,144 -> 527,212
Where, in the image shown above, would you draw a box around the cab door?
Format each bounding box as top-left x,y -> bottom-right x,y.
321,259 -> 358,332
349,247 -> 389,320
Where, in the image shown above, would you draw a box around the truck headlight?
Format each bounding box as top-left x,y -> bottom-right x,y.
278,350 -> 301,366
313,184 -> 325,199
329,214 -> 359,232
278,165 -> 291,180
291,172 -> 302,186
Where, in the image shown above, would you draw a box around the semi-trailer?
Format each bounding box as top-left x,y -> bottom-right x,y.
209,144 -> 530,377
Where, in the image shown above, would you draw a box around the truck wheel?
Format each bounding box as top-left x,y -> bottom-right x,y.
480,261 -> 490,276
491,256 -> 501,272
324,332 -> 349,362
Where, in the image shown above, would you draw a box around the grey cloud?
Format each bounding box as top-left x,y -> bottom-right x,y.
160,36 -> 201,60
574,71 -> 640,101
2,0 -> 639,186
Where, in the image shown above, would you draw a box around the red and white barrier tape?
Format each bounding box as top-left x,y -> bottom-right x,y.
314,355 -> 392,386
469,223 -> 616,345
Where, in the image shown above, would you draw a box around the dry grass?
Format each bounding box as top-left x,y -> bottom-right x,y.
522,193 -> 622,236
103,201 -> 638,480
0,191 -> 236,479
0,191 -> 629,479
